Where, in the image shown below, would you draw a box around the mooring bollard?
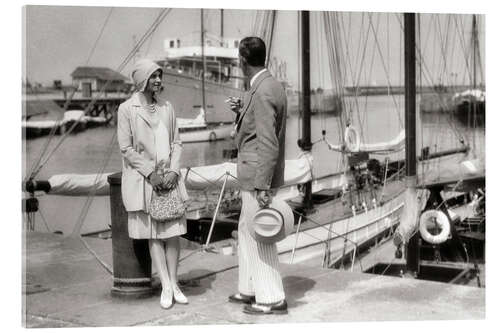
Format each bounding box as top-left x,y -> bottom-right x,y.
108,172 -> 153,298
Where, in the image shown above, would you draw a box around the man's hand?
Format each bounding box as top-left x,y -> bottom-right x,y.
148,172 -> 164,192
162,172 -> 179,191
256,189 -> 272,208
225,97 -> 242,114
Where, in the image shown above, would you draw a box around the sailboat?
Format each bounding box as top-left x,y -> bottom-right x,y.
22,10 -> 484,278
369,13 -> 485,285
23,10 -> 411,269
452,14 -> 485,126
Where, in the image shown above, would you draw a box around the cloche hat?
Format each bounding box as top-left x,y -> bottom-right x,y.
131,59 -> 162,92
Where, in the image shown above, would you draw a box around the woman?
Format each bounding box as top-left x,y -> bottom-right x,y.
117,59 -> 189,309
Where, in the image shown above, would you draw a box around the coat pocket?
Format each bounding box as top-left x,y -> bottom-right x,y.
121,167 -> 146,211
237,151 -> 258,190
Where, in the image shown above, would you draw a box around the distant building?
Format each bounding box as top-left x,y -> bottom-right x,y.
71,67 -> 130,95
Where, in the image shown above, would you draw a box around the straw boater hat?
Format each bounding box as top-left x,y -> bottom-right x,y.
248,198 -> 294,244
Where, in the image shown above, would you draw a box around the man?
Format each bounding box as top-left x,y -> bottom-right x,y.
227,37 -> 288,315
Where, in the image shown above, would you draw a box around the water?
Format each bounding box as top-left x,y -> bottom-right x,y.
23,95 -> 485,235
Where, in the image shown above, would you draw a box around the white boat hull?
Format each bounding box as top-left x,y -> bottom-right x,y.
179,124 -> 233,143
277,192 -> 405,266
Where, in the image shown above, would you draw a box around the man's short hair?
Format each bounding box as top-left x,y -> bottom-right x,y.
239,37 -> 266,67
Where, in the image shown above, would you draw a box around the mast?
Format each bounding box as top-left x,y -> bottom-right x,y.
404,12 -> 419,274
404,13 -> 417,178
265,11 -> 277,68
472,15 -> 477,89
201,8 -> 207,112
298,10 -> 313,208
220,9 -> 224,46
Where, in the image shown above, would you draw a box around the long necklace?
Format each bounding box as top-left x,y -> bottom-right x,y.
146,97 -> 157,113
147,103 -> 157,113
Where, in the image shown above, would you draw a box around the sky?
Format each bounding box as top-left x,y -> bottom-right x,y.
24,4 -> 485,90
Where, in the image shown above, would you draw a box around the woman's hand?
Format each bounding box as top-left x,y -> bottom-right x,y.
162,172 -> 179,191
148,172 -> 164,192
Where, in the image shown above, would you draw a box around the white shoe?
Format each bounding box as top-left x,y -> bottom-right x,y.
160,288 -> 173,309
173,284 -> 188,304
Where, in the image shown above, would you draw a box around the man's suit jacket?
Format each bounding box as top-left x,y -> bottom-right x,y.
235,70 -> 287,191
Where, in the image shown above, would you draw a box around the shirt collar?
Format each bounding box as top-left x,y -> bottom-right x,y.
250,68 -> 267,88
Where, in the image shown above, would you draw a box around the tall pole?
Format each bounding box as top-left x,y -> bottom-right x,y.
201,9 -> 207,112
299,10 -> 313,208
404,13 -> 416,178
265,11 -> 277,68
220,9 -> 224,46
404,12 -> 419,275
472,15 -> 477,89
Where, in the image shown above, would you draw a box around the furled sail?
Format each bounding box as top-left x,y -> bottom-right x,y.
328,129 -> 405,153
452,89 -> 485,104
45,156 -> 314,196
48,173 -> 111,196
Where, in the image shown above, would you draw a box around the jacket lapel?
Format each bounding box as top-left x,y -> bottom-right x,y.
131,93 -> 153,128
236,70 -> 271,130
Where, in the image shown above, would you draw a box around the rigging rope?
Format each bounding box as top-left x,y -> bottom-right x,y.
84,8 -> 114,65
322,12 -> 345,142
26,8 -> 172,182
70,120 -> 117,237
27,9 -> 177,275
395,14 -> 469,149
26,8 -> 117,184
367,13 -> 404,128
322,12 -> 406,153
314,12 -> 327,133
291,209 -> 364,272
37,208 -> 52,233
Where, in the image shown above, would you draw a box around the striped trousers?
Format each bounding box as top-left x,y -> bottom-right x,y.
237,190 -> 285,304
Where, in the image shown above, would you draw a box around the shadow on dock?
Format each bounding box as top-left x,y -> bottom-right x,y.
23,231 -> 485,327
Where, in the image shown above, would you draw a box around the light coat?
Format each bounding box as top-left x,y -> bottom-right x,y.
235,71 -> 287,191
117,93 -> 184,212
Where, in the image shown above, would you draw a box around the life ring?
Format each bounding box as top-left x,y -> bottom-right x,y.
344,125 -> 360,152
209,131 -> 217,142
419,210 -> 451,244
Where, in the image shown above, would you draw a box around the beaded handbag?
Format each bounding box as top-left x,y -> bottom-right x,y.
149,164 -> 186,222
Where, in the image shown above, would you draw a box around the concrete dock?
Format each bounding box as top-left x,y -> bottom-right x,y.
23,232 -> 485,327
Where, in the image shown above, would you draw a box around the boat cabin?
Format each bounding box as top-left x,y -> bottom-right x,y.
155,33 -> 245,89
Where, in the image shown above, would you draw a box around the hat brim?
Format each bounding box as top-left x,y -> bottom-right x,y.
138,67 -> 162,92
248,199 -> 294,244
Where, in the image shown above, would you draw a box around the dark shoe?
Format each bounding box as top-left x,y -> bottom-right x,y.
228,293 -> 256,304
243,300 -> 288,315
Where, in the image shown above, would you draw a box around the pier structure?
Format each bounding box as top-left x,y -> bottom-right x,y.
53,95 -> 126,122
23,92 -> 128,124
23,231 -> 484,327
